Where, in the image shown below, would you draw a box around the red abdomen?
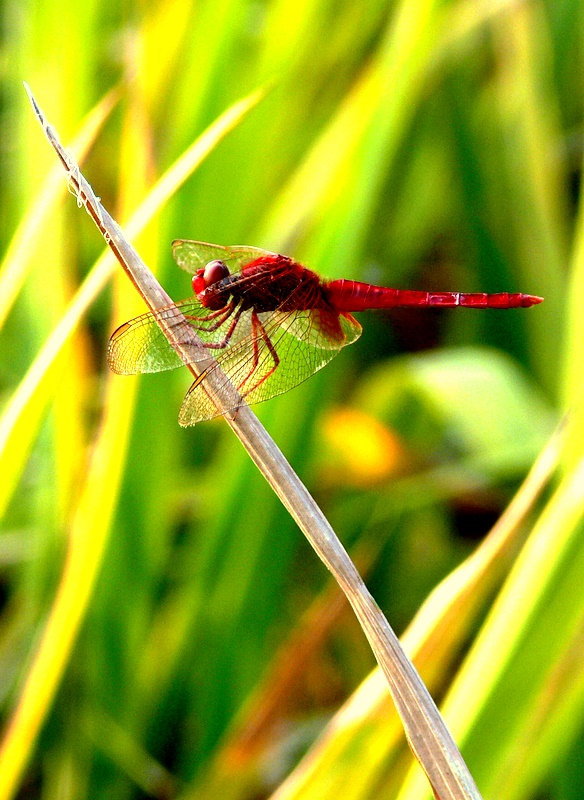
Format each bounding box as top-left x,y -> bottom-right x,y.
323,280 -> 543,311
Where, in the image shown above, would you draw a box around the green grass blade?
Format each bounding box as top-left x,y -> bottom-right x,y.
0,87 -> 264,521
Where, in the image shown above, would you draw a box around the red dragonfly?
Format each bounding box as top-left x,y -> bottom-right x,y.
108,240 -> 543,426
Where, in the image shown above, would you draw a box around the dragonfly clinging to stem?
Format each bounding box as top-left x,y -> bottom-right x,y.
107,240 -> 543,426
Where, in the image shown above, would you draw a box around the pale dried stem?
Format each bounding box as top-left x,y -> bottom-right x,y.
25,83 -> 483,800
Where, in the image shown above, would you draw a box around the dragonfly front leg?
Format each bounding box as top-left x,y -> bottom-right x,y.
185,300 -> 235,333
200,303 -> 245,350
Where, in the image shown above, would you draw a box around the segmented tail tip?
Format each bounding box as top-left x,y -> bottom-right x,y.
525,295 -> 544,307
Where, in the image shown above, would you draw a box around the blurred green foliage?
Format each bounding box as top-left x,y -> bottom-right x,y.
0,0 -> 582,798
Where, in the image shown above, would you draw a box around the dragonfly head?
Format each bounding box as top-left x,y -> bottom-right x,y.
192,260 -> 230,308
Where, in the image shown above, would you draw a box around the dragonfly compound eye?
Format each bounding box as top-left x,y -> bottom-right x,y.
203,260 -> 229,287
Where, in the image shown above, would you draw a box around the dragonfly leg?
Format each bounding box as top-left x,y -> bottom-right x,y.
237,312 -> 262,391
239,311 -> 280,396
185,300 -> 235,333
201,303 -> 245,350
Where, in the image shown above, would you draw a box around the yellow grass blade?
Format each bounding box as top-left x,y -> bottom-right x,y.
262,425 -> 562,800
0,85 -> 120,330
399,437 -> 584,799
0,376 -> 138,800
0,86 -> 265,522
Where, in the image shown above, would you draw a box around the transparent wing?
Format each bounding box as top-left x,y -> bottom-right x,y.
107,296 -> 255,375
179,309 -> 362,425
109,253 -> 362,425
172,239 -> 276,275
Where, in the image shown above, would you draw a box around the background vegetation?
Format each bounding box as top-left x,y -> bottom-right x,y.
0,0 -> 582,798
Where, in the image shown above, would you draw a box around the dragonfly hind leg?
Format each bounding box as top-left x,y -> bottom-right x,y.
238,311 -> 279,397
